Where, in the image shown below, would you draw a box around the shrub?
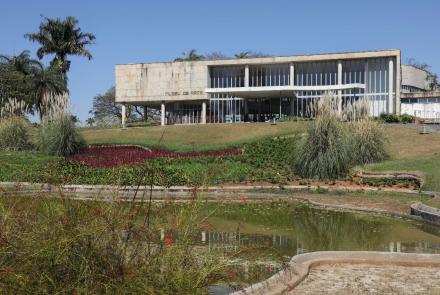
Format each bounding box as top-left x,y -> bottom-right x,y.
38,113 -> 85,156
0,116 -> 33,151
379,112 -> 400,123
350,119 -> 389,165
295,114 -> 352,180
400,114 -> 415,124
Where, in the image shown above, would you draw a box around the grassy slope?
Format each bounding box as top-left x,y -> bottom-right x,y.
80,121 -> 307,152
2,123 -> 440,192
365,126 -> 440,191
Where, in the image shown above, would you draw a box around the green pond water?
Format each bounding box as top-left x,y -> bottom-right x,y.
203,200 -> 440,294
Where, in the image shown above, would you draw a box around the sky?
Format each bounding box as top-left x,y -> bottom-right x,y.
1,0 -> 439,122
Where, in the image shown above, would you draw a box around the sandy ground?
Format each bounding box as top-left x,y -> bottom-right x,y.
291,264 -> 440,295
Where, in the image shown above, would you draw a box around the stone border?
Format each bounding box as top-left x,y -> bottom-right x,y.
411,202 -> 440,225
230,251 -> 440,295
0,181 -> 422,196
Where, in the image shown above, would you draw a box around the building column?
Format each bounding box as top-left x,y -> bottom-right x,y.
396,55 -> 401,115
290,95 -> 295,116
337,60 -> 343,114
244,65 -> 249,87
160,102 -> 165,126
244,99 -> 248,115
121,104 -> 126,128
290,62 -> 295,86
143,106 -> 148,121
201,101 -> 206,124
290,63 -> 295,116
388,58 -> 394,113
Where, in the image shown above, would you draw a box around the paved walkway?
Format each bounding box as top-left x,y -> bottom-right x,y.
388,123 -> 440,133
291,264 -> 440,295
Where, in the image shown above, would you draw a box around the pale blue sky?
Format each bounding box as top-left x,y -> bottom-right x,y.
1,0 -> 439,121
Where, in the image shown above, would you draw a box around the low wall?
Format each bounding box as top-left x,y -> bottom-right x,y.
231,251 -> 440,295
411,202 -> 440,225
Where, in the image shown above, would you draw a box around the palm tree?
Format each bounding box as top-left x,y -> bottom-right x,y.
31,64 -> 68,121
234,51 -> 251,59
0,50 -> 41,75
25,16 -> 95,75
0,51 -> 41,113
174,49 -> 204,62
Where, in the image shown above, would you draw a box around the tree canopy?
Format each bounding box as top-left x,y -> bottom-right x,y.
174,49 -> 204,62
25,16 -> 95,74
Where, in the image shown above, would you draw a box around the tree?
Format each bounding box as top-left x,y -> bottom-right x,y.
0,51 -> 40,116
90,87 -> 145,126
31,64 -> 68,121
85,117 -> 95,127
0,50 -> 67,121
234,51 -> 251,59
406,58 -> 439,91
25,16 -> 95,74
406,58 -> 430,71
427,72 -> 439,91
205,52 -> 229,60
0,50 -> 40,75
234,51 -> 272,59
174,49 -> 204,62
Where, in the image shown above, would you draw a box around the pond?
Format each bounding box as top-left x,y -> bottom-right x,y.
203,200 -> 440,293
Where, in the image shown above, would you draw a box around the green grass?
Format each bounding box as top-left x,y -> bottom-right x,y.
363,126 -> 440,191
0,137 -> 298,186
79,121 -> 307,152
3,123 -> 440,193
0,151 -> 61,183
365,154 -> 440,191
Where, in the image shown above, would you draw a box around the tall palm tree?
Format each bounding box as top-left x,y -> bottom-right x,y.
174,49 -> 204,62
25,16 -> 95,75
31,64 -> 68,121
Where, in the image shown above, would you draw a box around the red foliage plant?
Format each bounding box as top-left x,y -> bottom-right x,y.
66,145 -> 242,168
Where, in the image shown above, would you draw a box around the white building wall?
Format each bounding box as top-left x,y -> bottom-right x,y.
401,102 -> 440,119
115,62 -> 209,104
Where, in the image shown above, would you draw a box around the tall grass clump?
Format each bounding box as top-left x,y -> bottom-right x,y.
0,116 -> 33,151
351,119 -> 389,165
295,113 -> 352,180
38,112 -> 85,156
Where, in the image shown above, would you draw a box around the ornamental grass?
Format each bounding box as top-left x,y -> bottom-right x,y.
0,188 -> 227,294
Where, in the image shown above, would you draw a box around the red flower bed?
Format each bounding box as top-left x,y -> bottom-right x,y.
66,145 -> 242,168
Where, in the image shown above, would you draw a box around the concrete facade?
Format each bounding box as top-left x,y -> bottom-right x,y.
116,49 -> 409,125
400,65 -> 440,119
401,64 -> 431,92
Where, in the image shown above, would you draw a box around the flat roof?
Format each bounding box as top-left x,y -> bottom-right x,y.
116,49 -> 401,66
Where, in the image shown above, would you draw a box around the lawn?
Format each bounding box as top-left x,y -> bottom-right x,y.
79,121 -> 307,152
364,126 -> 440,191
2,122 -> 440,192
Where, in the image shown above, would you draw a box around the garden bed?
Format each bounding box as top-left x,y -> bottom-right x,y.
66,145 -> 243,167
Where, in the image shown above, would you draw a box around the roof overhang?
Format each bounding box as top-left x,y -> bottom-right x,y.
205,84 -> 365,98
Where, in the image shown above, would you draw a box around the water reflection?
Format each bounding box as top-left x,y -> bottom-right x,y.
204,202 -> 440,293
205,203 -> 440,256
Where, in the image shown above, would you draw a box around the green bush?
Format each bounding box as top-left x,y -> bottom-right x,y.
399,114 -> 415,124
379,113 -> 400,123
295,114 -> 352,180
0,116 -> 33,151
38,113 -> 85,156
350,119 -> 389,165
